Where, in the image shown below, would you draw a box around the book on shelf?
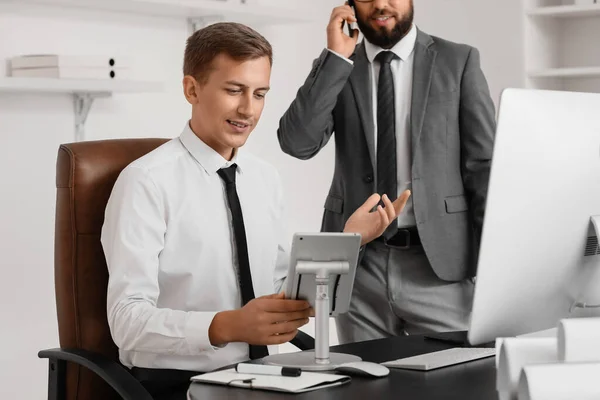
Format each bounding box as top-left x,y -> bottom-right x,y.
10,67 -> 130,79
9,55 -> 130,70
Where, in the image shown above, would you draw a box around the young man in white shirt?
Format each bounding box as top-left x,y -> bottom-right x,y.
101,22 -> 410,400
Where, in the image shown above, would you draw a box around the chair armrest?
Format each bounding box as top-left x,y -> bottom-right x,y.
290,330 -> 315,351
38,348 -> 153,400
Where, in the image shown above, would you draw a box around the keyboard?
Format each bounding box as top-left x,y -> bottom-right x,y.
381,347 -> 496,371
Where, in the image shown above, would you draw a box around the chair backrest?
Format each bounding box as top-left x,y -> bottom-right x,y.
54,138 -> 169,400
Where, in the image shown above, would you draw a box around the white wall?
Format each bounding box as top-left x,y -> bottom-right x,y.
0,1 -> 523,398
414,0 -> 525,106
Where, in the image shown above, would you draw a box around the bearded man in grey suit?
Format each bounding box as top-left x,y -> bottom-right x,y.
277,0 -> 496,343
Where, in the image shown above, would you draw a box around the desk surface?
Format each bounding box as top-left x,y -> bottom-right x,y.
188,333 -> 499,400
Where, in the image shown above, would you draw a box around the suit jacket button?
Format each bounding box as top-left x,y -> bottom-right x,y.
364,174 -> 374,183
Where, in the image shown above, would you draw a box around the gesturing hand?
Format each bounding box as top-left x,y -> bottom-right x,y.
343,190 -> 411,245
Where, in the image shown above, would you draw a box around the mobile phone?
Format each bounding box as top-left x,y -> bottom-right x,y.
345,0 -> 358,37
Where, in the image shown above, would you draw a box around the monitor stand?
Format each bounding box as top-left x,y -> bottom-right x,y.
569,215 -> 600,314
261,261 -> 361,371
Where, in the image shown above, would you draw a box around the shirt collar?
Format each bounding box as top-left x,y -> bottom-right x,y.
364,23 -> 417,64
179,121 -> 244,176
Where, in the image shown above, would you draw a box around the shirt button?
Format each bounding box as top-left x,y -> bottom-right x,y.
364,174 -> 374,183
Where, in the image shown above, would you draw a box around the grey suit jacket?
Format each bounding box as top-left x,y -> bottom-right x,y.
277,29 -> 496,281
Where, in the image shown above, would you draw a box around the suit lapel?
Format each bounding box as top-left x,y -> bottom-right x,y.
410,29 -> 436,156
349,43 -> 376,172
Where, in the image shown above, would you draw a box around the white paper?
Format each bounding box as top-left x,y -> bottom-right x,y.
518,363 -> 600,400
517,328 -> 558,339
190,368 -> 350,393
558,317 -> 600,363
495,328 -> 556,369
497,390 -> 512,400
496,338 -> 509,369
496,338 -> 558,399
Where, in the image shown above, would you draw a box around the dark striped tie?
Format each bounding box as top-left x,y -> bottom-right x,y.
375,51 -> 398,239
217,164 -> 269,360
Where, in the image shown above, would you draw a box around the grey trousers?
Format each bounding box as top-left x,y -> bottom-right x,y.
335,239 -> 475,344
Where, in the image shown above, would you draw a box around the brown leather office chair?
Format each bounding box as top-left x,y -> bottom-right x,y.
38,139 -> 314,400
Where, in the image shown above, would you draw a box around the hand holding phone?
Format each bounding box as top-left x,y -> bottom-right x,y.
345,0 -> 359,36
327,3 -> 360,59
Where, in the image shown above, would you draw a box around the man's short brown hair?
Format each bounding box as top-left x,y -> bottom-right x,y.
183,22 -> 273,84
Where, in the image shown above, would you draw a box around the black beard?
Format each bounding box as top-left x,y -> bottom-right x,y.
356,6 -> 414,49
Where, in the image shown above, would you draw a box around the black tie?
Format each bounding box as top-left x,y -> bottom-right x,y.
375,51 -> 398,239
217,164 -> 269,360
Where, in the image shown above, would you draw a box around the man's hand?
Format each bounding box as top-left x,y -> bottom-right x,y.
343,190 -> 411,245
327,4 -> 360,59
209,293 -> 312,346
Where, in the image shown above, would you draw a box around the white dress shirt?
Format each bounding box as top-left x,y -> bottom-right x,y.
101,122 -> 288,372
329,24 -> 418,228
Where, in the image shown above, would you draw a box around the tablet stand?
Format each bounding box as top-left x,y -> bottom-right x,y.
262,260 -> 361,371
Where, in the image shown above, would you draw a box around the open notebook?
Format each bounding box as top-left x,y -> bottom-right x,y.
190,368 -> 351,393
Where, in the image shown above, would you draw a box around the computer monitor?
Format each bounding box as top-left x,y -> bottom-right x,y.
467,88 -> 600,346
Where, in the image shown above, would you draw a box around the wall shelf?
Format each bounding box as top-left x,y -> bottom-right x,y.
527,4 -> 600,18
0,77 -> 164,141
0,0 -> 311,26
0,0 -> 310,141
0,77 -> 162,95
524,0 -> 600,93
528,67 -> 600,79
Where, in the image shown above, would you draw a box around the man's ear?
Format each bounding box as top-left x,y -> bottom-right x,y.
182,75 -> 199,105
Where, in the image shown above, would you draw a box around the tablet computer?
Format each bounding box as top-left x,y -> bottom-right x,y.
284,232 -> 361,316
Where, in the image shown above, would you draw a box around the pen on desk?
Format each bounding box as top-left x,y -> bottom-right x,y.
235,363 -> 302,377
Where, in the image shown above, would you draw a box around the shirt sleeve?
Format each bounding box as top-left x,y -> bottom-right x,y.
271,168 -> 290,294
101,166 -> 221,356
327,48 -> 354,65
